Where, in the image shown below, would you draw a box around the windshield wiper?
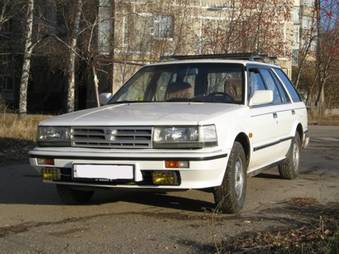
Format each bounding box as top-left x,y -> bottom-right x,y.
166,97 -> 218,103
165,98 -> 193,102
110,100 -> 151,104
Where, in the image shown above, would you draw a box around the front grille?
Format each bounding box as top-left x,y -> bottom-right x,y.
71,127 -> 152,149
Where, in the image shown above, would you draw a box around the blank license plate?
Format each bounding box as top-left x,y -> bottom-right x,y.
73,164 -> 134,180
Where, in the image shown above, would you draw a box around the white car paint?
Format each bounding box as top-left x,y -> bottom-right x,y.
29,59 -> 309,190
38,103 -> 244,127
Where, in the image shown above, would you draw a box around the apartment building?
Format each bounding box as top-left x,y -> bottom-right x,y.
0,19 -> 18,106
292,0 -> 317,65
0,0 -> 296,112
106,0 -> 295,92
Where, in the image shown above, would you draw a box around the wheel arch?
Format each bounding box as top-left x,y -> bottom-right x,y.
234,132 -> 251,167
296,123 -> 303,143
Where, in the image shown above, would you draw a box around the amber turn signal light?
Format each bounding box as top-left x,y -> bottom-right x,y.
165,160 -> 189,168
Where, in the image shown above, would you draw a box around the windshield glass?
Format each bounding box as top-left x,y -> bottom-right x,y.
109,63 -> 245,104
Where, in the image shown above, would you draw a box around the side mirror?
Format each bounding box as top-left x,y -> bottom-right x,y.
249,90 -> 273,106
99,93 -> 112,106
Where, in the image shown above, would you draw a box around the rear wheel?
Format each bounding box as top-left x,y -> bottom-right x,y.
213,142 -> 247,214
278,133 -> 301,179
56,184 -> 94,204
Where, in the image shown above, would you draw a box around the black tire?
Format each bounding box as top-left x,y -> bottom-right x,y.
278,133 -> 301,179
213,142 -> 247,214
56,184 -> 94,204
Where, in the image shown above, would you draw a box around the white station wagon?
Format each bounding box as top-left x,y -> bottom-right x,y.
29,54 -> 309,213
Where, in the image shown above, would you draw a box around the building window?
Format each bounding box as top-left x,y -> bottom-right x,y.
303,0 -> 314,7
98,0 -> 112,55
152,16 -> 173,39
292,49 -> 299,66
1,20 -> 11,34
302,16 -> 313,30
293,25 -> 300,48
0,76 -> 13,91
0,55 -> 13,92
123,14 -> 173,54
130,0 -> 146,3
293,7 -> 300,24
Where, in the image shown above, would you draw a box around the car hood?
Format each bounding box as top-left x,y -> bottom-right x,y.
40,103 -> 244,126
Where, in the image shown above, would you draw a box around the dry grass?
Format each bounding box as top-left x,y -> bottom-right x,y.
0,112 -> 50,164
0,113 -> 49,142
308,112 -> 339,126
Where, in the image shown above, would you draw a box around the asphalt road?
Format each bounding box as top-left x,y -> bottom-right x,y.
0,125 -> 338,253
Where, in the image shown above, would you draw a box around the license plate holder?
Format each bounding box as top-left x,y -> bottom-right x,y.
73,164 -> 134,181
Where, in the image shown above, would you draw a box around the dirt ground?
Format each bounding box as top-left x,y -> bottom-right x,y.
0,125 -> 338,253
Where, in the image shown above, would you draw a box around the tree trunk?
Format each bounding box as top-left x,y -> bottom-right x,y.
18,0 -> 34,115
110,0 -> 115,94
294,38 -> 313,88
66,0 -> 82,112
315,0 -> 323,115
92,65 -> 100,107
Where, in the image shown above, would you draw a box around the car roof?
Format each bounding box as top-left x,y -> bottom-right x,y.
146,59 -> 280,69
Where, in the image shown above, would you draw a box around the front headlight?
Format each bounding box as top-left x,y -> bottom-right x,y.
153,125 -> 217,148
37,126 -> 71,146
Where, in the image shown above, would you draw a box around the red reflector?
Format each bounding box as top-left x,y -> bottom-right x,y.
37,158 -> 54,165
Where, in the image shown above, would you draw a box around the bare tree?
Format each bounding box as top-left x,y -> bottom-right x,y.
51,0 -> 113,108
293,6 -> 317,88
66,0 -> 83,112
308,0 -> 339,114
0,0 -> 24,30
200,0 -> 292,57
18,0 -> 34,115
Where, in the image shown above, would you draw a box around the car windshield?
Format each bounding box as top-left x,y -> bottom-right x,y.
109,63 -> 245,104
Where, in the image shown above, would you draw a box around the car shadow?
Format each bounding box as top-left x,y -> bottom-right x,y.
255,172 -> 282,179
0,149 -> 316,212
95,191 -> 215,212
0,137 -> 34,165
0,162 -> 215,212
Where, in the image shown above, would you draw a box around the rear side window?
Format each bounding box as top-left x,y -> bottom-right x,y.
268,69 -> 291,104
259,68 -> 282,105
273,68 -> 302,102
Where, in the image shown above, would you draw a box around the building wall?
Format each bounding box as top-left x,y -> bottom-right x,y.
292,0 -> 317,66
0,0 -> 297,112
104,0 -> 295,92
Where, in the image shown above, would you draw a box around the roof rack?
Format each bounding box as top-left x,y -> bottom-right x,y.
160,53 -> 277,64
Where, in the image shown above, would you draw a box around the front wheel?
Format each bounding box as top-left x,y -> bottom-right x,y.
278,133 -> 301,179
213,142 -> 247,214
56,184 -> 94,204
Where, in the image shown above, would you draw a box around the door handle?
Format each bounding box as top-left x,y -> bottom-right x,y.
273,112 -> 278,119
291,109 -> 295,115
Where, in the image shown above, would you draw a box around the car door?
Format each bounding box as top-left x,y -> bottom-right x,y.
273,67 -> 308,140
258,68 -> 294,153
267,68 -> 295,155
247,67 -> 282,172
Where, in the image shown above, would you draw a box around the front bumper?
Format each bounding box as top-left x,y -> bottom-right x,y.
29,148 -> 229,189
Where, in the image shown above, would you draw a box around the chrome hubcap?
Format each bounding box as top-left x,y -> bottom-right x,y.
293,141 -> 300,171
234,158 -> 244,199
